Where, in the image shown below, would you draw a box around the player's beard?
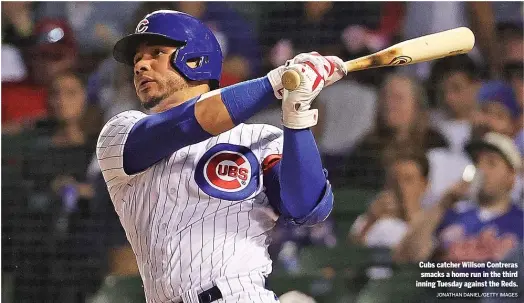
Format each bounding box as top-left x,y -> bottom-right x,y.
142,76 -> 190,110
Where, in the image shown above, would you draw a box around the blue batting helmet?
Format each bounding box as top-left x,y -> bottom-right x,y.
113,10 -> 223,88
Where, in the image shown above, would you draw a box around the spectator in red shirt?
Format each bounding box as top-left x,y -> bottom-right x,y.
2,18 -> 79,134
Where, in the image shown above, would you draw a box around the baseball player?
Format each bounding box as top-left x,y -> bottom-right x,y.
97,10 -> 347,303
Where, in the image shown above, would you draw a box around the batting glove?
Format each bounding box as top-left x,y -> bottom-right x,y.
281,62 -> 325,129
267,52 -> 347,99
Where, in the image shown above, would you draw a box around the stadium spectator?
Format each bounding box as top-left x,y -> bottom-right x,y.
476,81 -> 523,203
28,18 -> 79,86
1,43 -> 35,135
34,2 -> 140,65
15,71 -> 103,303
2,18 -> 81,135
349,148 -> 430,248
504,61 -> 523,110
1,44 -> 28,83
384,148 -> 433,218
428,54 -> 482,153
262,1 -> 341,69
423,55 -> 481,199
178,1 -> 261,84
401,2 -> 500,80
499,22 -> 524,157
498,21 -> 523,64
349,189 -> 406,248
341,73 -> 448,189
339,3 -> 404,87
394,132 -> 523,263
475,81 -> 521,139
1,1 -> 36,51
261,2 -> 381,72
428,81 -> 523,202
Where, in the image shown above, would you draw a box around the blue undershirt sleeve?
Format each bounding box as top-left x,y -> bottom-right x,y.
220,76 -> 275,125
264,127 -> 333,226
123,76 -> 276,175
123,97 -> 208,175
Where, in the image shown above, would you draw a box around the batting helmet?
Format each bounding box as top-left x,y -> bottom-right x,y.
113,10 -> 223,88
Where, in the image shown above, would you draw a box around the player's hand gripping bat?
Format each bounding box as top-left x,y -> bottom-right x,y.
281,27 -> 475,91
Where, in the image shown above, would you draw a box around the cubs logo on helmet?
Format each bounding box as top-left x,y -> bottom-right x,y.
135,19 -> 149,33
195,144 -> 259,200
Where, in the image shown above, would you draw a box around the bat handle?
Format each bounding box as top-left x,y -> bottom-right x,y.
281,70 -> 301,91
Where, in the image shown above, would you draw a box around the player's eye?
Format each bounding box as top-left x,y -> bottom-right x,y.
133,55 -> 141,65
153,48 -> 165,57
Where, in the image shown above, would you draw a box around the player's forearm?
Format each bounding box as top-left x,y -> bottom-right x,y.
394,203 -> 446,262
278,127 -> 332,221
196,76 -> 275,135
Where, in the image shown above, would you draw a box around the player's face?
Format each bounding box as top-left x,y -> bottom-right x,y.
476,150 -> 515,203
133,43 -> 189,110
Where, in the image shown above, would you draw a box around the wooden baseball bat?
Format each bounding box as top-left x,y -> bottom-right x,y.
281,27 -> 475,91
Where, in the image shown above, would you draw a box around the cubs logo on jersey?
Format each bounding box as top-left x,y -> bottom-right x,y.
195,143 -> 260,200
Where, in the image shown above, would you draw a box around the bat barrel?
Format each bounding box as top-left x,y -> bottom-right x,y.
281,27 -> 475,91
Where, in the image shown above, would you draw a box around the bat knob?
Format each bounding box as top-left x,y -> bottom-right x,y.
282,70 -> 301,91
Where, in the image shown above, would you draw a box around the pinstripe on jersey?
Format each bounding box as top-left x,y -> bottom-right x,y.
97,110 -> 282,303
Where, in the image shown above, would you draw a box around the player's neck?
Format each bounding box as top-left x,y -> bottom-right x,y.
152,84 -> 211,113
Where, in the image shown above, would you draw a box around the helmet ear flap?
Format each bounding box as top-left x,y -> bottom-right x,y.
169,47 -> 193,81
169,49 -> 209,81
169,47 -> 180,74
169,49 -> 219,89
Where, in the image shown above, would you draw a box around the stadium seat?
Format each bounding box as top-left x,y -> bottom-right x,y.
334,219 -> 356,243
298,245 -> 373,276
268,275 -> 355,303
355,266 -> 426,303
2,272 -> 14,303
332,188 -> 377,218
269,244 -> 381,303
87,275 -> 146,303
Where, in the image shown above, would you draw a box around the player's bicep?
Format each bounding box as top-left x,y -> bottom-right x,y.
123,97 -> 212,175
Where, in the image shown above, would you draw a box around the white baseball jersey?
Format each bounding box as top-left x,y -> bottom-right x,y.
96,110 -> 283,303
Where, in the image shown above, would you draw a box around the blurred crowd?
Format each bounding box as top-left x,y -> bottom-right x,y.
2,2 -> 523,303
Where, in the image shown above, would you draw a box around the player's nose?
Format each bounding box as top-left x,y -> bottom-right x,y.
134,60 -> 152,76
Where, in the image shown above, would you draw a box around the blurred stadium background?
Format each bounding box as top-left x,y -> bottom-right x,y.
2,1 -> 523,303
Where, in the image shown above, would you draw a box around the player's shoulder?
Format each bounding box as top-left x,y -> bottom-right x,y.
105,110 -> 147,127
99,110 -> 146,134
97,110 -> 147,151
